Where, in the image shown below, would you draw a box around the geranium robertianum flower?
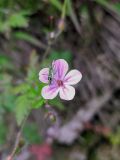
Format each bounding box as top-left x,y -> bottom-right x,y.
39,59 -> 82,100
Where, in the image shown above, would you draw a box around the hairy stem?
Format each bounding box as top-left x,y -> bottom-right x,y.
6,112 -> 30,160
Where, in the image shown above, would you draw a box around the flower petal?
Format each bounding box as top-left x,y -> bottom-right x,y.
59,85 -> 75,100
39,68 -> 49,83
53,59 -> 68,80
64,69 -> 82,85
41,85 -> 59,99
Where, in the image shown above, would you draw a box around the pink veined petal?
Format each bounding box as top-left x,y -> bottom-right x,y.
59,85 -> 75,100
39,68 -> 49,83
64,69 -> 82,85
53,59 -> 68,80
41,85 -> 59,99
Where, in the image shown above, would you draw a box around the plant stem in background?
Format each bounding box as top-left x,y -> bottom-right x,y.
6,111 -> 30,160
41,0 -> 68,61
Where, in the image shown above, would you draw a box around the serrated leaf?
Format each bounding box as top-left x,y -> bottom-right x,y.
32,98 -> 45,109
8,12 -> 29,28
27,89 -> 37,99
13,83 -> 30,94
15,95 -> 31,125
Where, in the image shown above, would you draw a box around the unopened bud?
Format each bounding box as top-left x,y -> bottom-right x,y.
18,138 -> 25,148
58,19 -> 65,31
45,112 -> 56,123
49,114 -> 56,123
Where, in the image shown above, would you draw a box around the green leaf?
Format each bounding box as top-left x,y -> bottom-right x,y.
49,0 -> 63,11
13,83 -> 30,94
109,128 -> 120,146
0,21 -> 9,33
15,95 -> 31,125
32,98 -> 45,109
14,31 -> 43,47
3,95 -> 15,111
0,54 -> 13,70
8,12 -> 29,28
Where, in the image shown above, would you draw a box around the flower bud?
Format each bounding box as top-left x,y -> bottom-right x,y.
58,19 -> 65,31
45,112 -> 56,123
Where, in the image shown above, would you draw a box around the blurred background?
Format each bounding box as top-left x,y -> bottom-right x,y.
0,0 -> 120,160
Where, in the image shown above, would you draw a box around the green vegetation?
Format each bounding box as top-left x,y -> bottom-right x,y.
0,0 -> 120,159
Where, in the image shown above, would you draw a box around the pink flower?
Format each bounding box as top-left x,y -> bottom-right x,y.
39,59 -> 82,100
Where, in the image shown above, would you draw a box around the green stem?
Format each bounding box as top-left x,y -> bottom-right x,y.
61,0 -> 68,19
